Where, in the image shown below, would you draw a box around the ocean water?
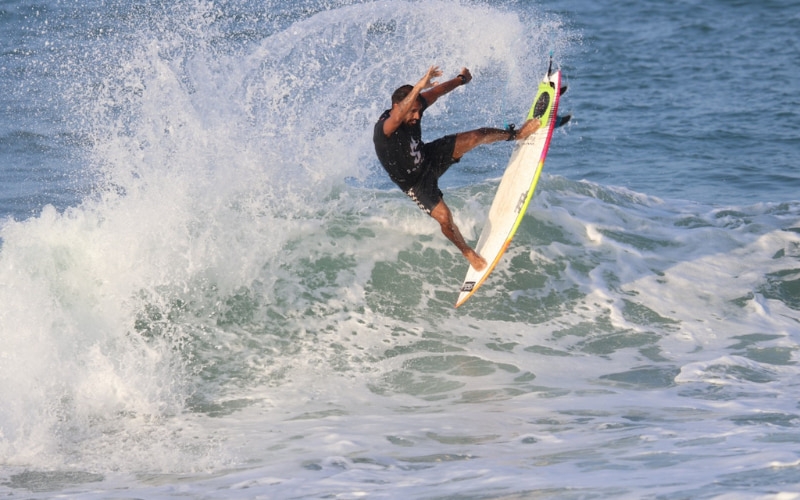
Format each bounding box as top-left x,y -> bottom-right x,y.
1,0 -> 800,498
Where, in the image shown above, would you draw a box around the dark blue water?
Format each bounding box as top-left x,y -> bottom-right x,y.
550,0 -> 800,204
1,0 -> 799,498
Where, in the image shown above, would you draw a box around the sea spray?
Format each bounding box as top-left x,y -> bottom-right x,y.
0,0 -> 576,473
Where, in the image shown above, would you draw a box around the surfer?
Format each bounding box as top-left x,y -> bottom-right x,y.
374,65 -> 540,271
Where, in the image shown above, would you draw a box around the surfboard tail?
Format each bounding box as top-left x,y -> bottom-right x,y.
455,239 -> 513,307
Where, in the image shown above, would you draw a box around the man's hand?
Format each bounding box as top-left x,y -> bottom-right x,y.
458,68 -> 472,84
417,65 -> 443,90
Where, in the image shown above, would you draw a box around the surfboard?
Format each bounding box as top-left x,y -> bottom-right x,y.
455,66 -> 563,308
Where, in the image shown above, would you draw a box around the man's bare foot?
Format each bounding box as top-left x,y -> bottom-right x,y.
466,250 -> 487,271
516,118 -> 541,141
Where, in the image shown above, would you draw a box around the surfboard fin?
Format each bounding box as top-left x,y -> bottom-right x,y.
555,114 -> 571,128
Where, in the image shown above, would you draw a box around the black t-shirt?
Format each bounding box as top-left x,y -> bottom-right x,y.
373,99 -> 428,191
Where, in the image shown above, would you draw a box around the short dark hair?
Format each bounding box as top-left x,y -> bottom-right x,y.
391,84 -> 424,105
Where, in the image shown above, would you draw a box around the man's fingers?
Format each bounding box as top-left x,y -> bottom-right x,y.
421,65 -> 442,87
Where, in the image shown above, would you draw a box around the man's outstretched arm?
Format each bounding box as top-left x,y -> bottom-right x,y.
421,67 -> 472,106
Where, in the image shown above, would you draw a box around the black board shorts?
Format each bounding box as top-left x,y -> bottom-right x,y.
405,134 -> 459,214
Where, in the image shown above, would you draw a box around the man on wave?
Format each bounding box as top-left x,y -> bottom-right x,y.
374,65 -> 540,271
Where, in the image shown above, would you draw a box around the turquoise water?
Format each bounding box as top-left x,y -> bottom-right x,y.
1,0 -> 799,498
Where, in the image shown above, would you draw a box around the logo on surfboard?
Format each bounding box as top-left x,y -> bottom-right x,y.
515,190 -> 529,214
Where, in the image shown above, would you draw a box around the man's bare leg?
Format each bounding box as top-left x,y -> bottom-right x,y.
430,200 -> 487,271
452,118 -> 540,159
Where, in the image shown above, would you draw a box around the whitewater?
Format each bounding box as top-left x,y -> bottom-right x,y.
1,0 -> 799,498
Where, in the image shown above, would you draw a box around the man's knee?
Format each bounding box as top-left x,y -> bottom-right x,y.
454,129 -> 492,158
429,200 -> 450,221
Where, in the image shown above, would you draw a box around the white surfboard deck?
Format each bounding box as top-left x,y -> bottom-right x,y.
455,68 -> 562,308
